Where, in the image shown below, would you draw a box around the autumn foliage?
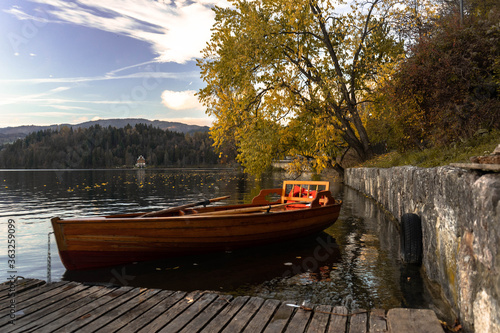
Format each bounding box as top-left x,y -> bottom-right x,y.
198,1 -> 499,175
368,7 -> 500,151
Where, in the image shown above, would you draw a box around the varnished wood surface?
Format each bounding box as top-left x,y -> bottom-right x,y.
52,199 -> 342,270
51,181 -> 342,270
1,279 -> 444,333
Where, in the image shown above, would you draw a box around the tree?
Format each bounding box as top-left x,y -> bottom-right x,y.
198,0 -> 405,175
0,124 -> 220,168
369,3 -> 500,151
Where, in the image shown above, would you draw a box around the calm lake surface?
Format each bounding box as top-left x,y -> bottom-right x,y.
0,169 -> 437,312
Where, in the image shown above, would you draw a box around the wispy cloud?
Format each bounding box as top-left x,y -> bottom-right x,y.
45,105 -> 94,111
0,71 -> 199,85
0,86 -> 71,105
6,0 -> 228,64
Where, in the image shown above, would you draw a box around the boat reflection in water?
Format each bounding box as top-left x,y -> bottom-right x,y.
63,232 -> 341,293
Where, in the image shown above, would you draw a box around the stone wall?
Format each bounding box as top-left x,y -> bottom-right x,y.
345,166 -> 500,333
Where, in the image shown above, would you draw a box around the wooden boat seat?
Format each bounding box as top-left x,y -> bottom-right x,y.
251,181 -> 332,208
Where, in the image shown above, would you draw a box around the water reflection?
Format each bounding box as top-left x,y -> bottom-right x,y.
246,186 -> 409,310
64,233 -> 341,294
0,169 -> 433,312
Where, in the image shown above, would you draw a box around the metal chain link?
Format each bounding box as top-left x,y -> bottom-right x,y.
47,232 -> 54,283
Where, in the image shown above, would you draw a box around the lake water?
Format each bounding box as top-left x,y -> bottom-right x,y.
0,169 -> 438,312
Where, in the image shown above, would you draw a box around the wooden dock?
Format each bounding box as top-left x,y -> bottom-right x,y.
1,279 -> 444,332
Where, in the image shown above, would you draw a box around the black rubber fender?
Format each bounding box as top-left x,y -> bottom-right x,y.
400,213 -> 423,265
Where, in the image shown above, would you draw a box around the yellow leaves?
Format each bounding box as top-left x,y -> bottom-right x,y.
199,0 -> 408,174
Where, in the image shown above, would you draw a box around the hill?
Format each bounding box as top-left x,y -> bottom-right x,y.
0,123 -> 218,169
0,118 -> 209,144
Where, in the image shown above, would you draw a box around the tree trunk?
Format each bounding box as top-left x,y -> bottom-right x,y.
350,106 -> 374,159
332,162 -> 344,179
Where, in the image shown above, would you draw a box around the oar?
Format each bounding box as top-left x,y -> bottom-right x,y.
191,201 -> 309,216
137,196 -> 230,218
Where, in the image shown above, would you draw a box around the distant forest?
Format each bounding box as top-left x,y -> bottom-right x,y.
0,124 -> 220,168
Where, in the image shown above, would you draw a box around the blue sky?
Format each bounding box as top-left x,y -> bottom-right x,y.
0,0 -> 228,127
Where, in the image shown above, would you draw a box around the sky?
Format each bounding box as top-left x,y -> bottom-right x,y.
0,0 -> 230,128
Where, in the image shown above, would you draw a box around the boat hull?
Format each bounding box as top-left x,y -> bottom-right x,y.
52,202 -> 341,270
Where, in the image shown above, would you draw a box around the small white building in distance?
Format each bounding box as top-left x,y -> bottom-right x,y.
135,155 -> 146,168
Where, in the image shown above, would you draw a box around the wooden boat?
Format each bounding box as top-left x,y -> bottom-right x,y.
51,180 -> 342,270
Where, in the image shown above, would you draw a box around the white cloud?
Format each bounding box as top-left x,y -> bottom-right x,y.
161,90 -> 203,110
51,86 -> 71,92
8,0 -> 228,64
46,104 -> 93,111
71,116 -> 91,123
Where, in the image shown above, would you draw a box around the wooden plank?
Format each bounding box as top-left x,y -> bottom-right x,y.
327,306 -> 348,333
115,290 -> 186,333
51,286 -> 131,333
0,281 -> 69,312
9,285 -> 103,332
72,287 -> 150,331
284,303 -> 313,333
263,301 -> 296,333
0,280 -> 12,292
178,295 -> 233,333
0,282 -> 86,327
306,305 -> 332,333
10,285 -> 114,332
93,288 -> 164,332
0,277 -> 445,333
52,286 -> 137,332
369,309 -> 387,332
202,296 -> 250,333
0,279 -> 45,300
387,309 -> 443,333
158,293 -> 219,332
14,279 -> 46,293
348,309 -> 367,333
243,298 -> 281,333
137,291 -> 202,332
221,296 -> 265,333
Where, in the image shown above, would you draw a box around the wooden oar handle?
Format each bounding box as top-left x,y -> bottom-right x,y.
191,201 -> 309,216
208,196 -> 231,203
138,195 -> 230,218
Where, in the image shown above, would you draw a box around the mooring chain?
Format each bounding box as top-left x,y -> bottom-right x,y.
47,232 -> 54,283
